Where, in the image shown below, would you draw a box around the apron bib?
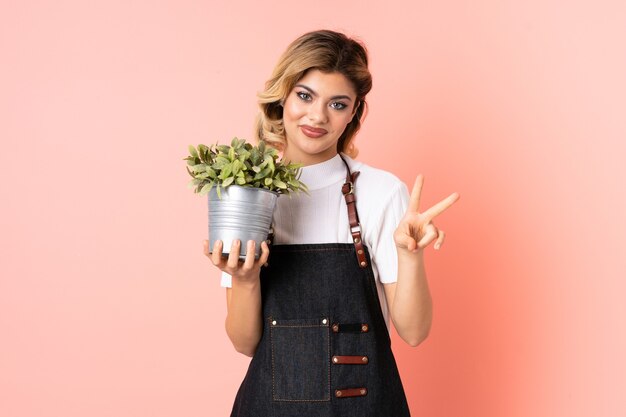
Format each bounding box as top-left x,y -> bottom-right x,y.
229,158 -> 411,417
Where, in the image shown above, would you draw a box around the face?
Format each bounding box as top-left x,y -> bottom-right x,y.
281,69 -> 359,165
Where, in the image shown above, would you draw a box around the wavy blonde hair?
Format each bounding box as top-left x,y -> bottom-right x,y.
255,30 -> 372,158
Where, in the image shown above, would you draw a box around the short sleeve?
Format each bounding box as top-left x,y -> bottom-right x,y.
365,181 -> 410,284
221,271 -> 232,288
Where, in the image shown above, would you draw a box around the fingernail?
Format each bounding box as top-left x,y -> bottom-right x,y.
435,243 -> 440,250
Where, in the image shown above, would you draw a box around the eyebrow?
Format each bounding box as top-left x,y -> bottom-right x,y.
294,84 -> 354,101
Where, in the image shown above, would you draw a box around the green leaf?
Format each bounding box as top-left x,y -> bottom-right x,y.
222,177 -> 234,187
236,177 -> 246,185
288,179 -> 301,188
199,181 -> 214,195
265,155 -> 275,173
238,151 -> 250,163
232,159 -> 242,176
254,166 -> 271,180
264,177 -> 273,186
213,156 -> 230,169
197,144 -> 208,158
218,163 -> 232,179
250,148 -> 260,165
188,145 -> 198,158
273,179 -> 287,189
187,178 -> 200,188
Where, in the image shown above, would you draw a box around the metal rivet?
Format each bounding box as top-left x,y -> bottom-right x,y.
360,261 -> 367,267
322,318 -> 327,325
361,324 -> 368,332
336,390 -> 343,397
360,388 -> 367,395
271,320 -> 277,325
354,238 -> 361,244
357,249 -> 363,255
332,324 -> 339,332
362,356 -> 368,363
333,356 -> 338,363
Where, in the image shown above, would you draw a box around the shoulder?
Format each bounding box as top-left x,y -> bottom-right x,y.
340,154 -> 409,216
341,153 -> 408,198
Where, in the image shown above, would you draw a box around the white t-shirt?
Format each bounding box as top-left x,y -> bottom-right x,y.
220,153 -> 410,327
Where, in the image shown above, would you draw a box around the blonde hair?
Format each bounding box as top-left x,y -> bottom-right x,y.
255,30 -> 372,158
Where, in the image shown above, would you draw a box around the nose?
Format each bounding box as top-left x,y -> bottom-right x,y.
307,101 -> 328,124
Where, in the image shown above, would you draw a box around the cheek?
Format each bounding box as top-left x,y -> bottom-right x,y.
283,100 -> 303,122
338,113 -> 354,129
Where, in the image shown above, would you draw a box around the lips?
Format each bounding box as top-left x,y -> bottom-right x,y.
300,125 -> 328,138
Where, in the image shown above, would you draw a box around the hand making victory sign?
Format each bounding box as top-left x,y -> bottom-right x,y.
394,174 -> 460,254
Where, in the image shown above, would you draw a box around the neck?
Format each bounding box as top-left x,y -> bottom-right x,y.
282,149 -> 339,166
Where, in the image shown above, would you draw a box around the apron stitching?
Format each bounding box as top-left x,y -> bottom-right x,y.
326,322 -> 331,401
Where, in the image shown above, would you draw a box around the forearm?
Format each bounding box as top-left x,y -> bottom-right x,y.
225,279 -> 263,357
390,250 -> 433,347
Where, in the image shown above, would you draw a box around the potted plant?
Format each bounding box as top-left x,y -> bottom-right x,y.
185,138 -> 307,259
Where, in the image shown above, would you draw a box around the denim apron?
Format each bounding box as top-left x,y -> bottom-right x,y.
230,157 -> 411,417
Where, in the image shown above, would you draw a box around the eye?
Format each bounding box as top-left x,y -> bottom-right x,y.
330,102 -> 348,110
296,91 -> 311,101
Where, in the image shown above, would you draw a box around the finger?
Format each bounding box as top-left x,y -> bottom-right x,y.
434,230 -> 445,250
211,240 -> 224,266
226,239 -> 242,269
417,224 -> 438,250
242,240 -> 256,271
203,240 -> 210,257
406,236 -> 418,252
408,174 -> 424,213
422,192 -> 460,222
258,240 -> 270,267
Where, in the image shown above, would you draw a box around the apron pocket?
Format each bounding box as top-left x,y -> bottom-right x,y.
270,317 -> 330,402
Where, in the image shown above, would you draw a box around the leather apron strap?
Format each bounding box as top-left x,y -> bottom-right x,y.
339,155 -> 368,268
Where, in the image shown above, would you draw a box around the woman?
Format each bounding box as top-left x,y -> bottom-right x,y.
204,29 -> 459,417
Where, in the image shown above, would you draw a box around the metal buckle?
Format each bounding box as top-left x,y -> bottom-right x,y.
350,224 -> 361,235
344,181 -> 354,195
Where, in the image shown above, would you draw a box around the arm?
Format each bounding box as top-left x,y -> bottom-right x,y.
205,239 -> 269,357
388,174 -> 459,347
384,250 -> 432,347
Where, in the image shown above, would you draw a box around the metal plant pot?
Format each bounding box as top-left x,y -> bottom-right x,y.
208,185 -> 278,259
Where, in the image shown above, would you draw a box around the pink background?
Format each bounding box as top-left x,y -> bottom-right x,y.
2,1 -> 625,416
